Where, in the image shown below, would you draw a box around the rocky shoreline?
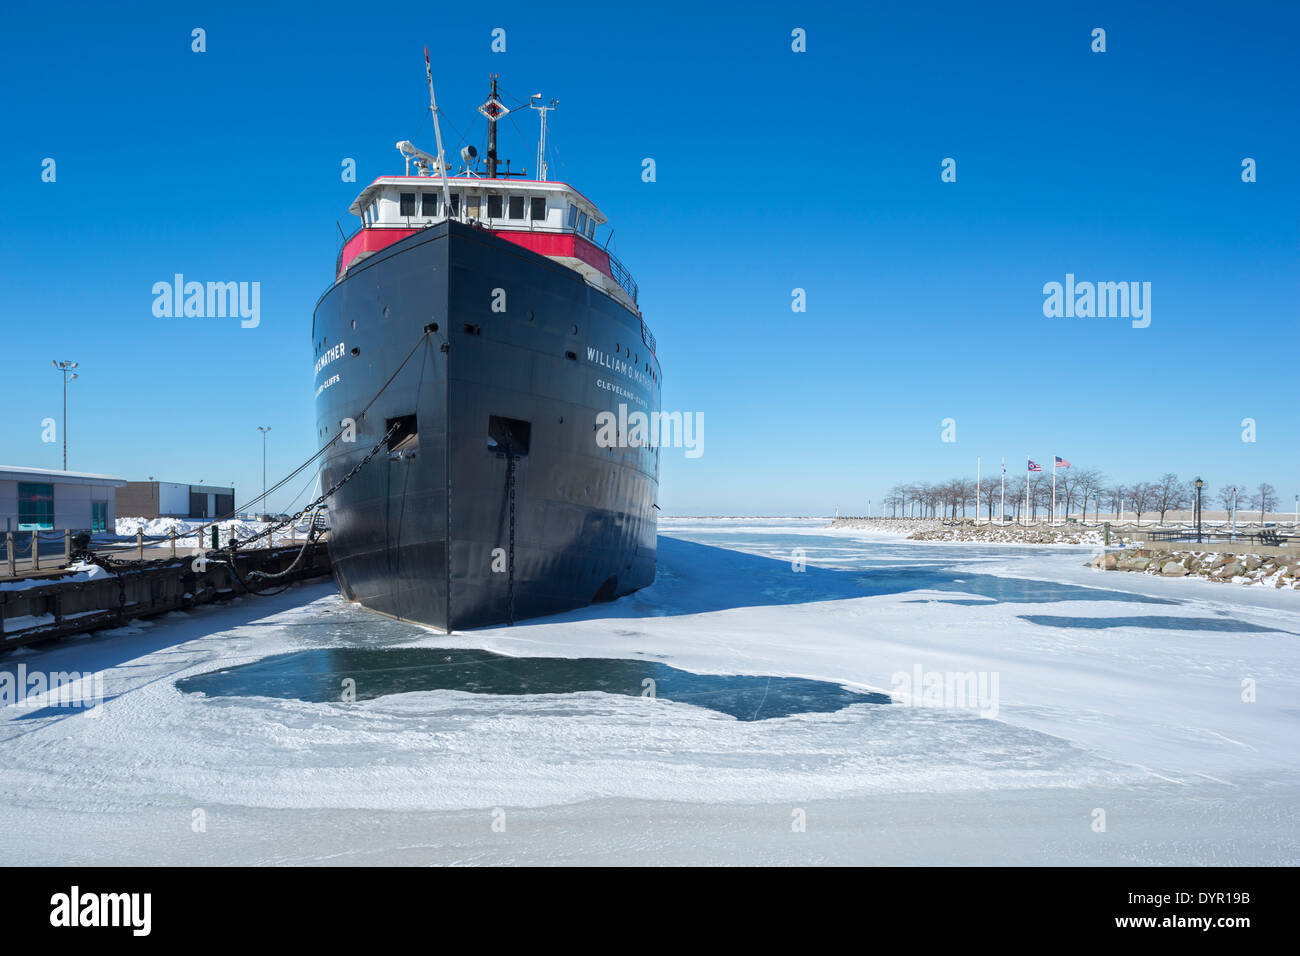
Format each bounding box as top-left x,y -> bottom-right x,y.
828,517 -> 1111,545
1089,548 -> 1298,589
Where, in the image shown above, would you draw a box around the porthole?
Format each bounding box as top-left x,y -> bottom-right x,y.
382,306 -> 390,318
571,324 -> 578,334
350,319 -> 356,330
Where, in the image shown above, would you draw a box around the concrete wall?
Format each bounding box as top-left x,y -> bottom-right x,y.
0,481 -> 15,531
159,482 -> 190,516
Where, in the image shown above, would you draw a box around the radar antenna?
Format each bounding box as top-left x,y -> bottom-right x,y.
529,94 -> 558,182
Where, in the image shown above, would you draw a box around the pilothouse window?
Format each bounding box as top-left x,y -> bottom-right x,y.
576,212 -> 587,235
422,192 -> 438,216
530,197 -> 546,221
487,194 -> 503,219
399,193 -> 416,216
507,195 -> 524,220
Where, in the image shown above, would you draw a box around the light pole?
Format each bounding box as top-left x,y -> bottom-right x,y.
257,426 -> 271,520
51,360 -> 79,470
1195,477 -> 1203,543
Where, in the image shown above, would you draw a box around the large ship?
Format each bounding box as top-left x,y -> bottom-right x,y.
311,62 -> 660,631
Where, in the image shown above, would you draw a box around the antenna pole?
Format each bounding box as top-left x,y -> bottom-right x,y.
486,75 -> 499,179
425,46 -> 452,214
530,96 -> 557,182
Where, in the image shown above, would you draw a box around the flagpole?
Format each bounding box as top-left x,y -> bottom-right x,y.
1052,460 -> 1057,526
1000,456 -> 1005,524
1025,455 -> 1030,526
976,456 -> 981,525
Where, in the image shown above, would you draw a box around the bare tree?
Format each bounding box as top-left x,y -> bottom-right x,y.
1074,469 -> 1105,524
1107,485 -> 1126,518
1057,467 -> 1079,520
1007,476 -> 1027,522
1217,484 -> 1241,515
1029,473 -> 1050,520
1129,482 -> 1156,525
979,477 -> 1000,521
1154,472 -> 1185,525
1252,482 -> 1278,523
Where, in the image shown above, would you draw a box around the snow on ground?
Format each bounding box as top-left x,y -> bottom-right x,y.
112,516 -> 316,548
1,517 -> 1297,864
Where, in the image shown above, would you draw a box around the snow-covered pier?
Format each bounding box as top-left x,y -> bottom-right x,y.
0,542 -> 331,649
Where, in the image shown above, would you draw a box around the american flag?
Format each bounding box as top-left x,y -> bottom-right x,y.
1055,456 -> 1071,468
1028,459 -> 1042,472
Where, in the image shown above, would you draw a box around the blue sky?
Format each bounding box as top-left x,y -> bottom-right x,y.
2,0 -> 1296,515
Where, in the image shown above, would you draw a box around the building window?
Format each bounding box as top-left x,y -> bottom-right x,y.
507,195 -> 524,219
18,482 -> 54,530
530,197 -> 546,221
91,501 -> 107,532
487,194 -> 503,219
400,193 -> 416,216
422,192 -> 438,216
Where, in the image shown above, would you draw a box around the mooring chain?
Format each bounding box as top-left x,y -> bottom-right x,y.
228,421 -> 400,554
507,452 -> 517,625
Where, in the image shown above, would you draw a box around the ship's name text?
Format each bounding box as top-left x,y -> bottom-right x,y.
315,342 -> 347,377
587,347 -> 651,388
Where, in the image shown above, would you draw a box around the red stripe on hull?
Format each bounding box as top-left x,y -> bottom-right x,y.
337,226 -> 615,290
491,230 -> 612,277
337,228 -> 419,277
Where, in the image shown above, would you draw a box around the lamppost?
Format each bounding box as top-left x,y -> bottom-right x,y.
51,360 -> 79,470
1195,477 -> 1203,543
257,426 -> 271,520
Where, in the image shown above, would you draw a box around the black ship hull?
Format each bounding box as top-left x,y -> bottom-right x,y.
312,220 -> 660,630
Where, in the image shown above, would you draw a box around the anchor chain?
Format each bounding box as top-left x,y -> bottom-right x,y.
506,451 -> 517,625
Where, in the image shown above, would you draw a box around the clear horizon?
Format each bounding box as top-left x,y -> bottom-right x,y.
2,0 -> 1296,515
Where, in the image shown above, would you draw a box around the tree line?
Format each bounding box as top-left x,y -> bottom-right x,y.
881,472 -> 1283,524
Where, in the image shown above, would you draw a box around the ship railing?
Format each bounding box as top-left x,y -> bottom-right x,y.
335,224 -> 363,275
606,250 -> 639,305
640,317 -> 656,355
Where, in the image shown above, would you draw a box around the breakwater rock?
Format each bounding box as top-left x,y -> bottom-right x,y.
1089,548 -> 1299,589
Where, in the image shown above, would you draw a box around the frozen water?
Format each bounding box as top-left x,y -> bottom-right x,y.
1,518 -> 1297,864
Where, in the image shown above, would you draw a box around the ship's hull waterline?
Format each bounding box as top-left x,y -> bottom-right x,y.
312,220 -> 660,630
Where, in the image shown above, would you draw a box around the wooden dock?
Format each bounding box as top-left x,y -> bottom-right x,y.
0,542 -> 333,649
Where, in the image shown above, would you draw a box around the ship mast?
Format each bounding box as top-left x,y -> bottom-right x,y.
479,74 -> 510,179
424,46 -> 452,213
